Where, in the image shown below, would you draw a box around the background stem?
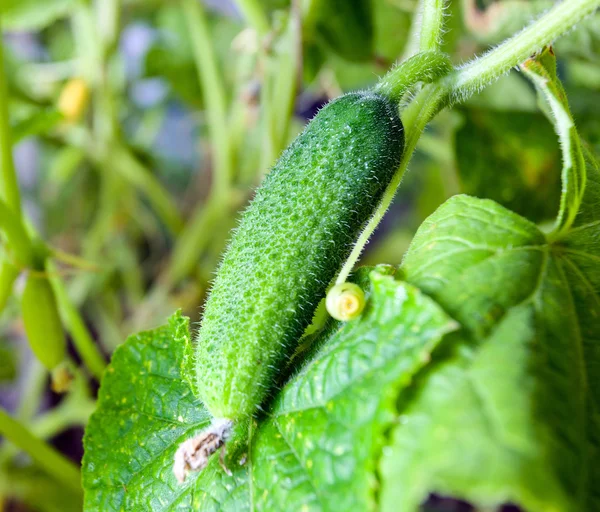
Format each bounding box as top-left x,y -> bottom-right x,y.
162,0 -> 235,287
182,0 -> 231,200
0,200 -> 34,268
0,16 -> 21,215
0,408 -> 82,493
235,0 -> 270,35
419,0 -> 446,52
0,259 -> 18,312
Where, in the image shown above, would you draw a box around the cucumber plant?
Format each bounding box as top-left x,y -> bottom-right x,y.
186,52 -> 455,476
81,0 -> 600,507
0,0 -> 599,511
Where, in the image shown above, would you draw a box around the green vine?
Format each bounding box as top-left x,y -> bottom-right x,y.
0,407 -> 82,493
337,0 -> 600,283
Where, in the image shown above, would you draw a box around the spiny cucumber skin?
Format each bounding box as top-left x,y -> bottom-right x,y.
195,92 -> 404,421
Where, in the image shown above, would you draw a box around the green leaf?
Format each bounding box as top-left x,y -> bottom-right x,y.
249,271 -> 456,511
83,270 -> 456,511
401,195 -> 546,337
387,52 -> 600,509
82,312 -> 211,510
521,47 -> 587,238
381,306 -> 576,511
1,0 -> 76,31
388,179 -> 600,510
557,147 -> 600,511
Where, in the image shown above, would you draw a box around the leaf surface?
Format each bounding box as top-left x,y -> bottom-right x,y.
82,312 -> 211,511
383,158 -> 600,511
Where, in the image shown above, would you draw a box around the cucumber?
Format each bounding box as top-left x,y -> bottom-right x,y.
21,274 -> 66,370
195,91 -> 404,422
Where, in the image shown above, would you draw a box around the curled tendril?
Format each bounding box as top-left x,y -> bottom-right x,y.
326,282 -> 366,321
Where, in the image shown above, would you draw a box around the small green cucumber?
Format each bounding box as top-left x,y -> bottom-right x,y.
21,274 -> 66,370
195,91 -> 404,422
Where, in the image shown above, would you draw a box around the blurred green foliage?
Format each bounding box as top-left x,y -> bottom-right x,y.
456,108 -> 562,222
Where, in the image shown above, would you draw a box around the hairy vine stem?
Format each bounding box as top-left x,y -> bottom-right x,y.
446,0 -> 600,103
419,0 -> 447,52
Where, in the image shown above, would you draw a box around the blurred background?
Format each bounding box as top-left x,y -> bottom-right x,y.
0,0 -> 598,510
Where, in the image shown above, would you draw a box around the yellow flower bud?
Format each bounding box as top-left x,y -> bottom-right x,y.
326,282 -> 366,321
58,78 -> 89,122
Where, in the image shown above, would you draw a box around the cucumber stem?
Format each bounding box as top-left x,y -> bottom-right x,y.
419,0 -> 447,53
336,85 -> 445,286
374,51 -> 452,104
